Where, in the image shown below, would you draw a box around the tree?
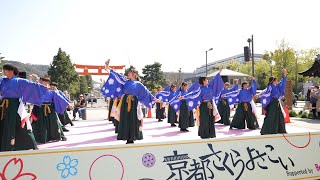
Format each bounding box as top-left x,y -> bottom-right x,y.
264,40 -> 298,92
124,65 -> 139,76
0,53 -> 5,75
253,59 -> 272,89
0,53 -> 5,62
227,60 -> 271,89
226,61 -> 242,72
296,48 -> 320,92
142,62 -> 165,91
48,48 -> 80,97
268,40 -> 296,77
263,41 -> 320,93
85,75 -> 93,92
79,76 -> 88,94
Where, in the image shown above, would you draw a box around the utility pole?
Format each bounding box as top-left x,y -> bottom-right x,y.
247,35 -> 254,77
205,48 -> 213,76
251,35 -> 254,77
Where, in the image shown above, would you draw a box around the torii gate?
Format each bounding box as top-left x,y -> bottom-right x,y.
74,64 -> 125,75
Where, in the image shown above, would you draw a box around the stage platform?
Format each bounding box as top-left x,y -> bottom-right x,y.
39,118 -> 317,149
1,108 -> 319,180
38,108 -> 320,149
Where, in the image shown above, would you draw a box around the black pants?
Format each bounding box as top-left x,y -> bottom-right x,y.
312,103 -> 317,118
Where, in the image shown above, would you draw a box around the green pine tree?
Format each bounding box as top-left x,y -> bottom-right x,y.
142,62 -> 165,91
124,65 -> 139,76
79,76 -> 88,94
0,53 -> 5,75
85,75 -> 93,92
48,48 -> 80,97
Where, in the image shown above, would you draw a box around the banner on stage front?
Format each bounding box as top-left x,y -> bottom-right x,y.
0,132 -> 319,180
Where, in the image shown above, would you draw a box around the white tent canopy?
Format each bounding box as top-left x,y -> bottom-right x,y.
208,69 -> 250,77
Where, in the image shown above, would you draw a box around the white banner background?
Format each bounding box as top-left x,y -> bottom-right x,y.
0,132 -> 319,180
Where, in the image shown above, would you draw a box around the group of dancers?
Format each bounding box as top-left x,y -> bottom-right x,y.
0,64 -> 72,152
103,60 -> 288,144
0,61 -> 288,152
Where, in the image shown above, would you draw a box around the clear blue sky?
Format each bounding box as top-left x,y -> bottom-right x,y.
1,0 -> 320,76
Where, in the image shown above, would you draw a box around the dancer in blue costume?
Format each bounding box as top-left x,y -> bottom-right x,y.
217,80 -> 238,125
0,64 -> 47,151
101,60 -> 159,144
224,77 -> 259,130
167,85 -> 178,126
176,82 -> 194,131
259,68 -> 287,135
155,86 -> 166,122
31,76 -> 69,143
170,69 -> 224,138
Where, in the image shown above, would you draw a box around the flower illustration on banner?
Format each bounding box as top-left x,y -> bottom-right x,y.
89,154 -> 124,180
0,158 -> 37,180
56,156 -> 79,179
142,153 -> 156,168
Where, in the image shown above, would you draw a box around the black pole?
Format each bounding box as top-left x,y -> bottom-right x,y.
295,57 -> 298,94
206,51 -> 208,76
251,34 -> 254,77
248,41 -> 251,75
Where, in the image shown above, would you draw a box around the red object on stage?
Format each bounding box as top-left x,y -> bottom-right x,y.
284,105 -> 291,123
147,109 -> 152,118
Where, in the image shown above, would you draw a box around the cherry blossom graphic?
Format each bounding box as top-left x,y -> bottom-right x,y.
56,156 -> 79,179
0,158 -> 37,180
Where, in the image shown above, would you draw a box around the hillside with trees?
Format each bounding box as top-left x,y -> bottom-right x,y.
1,60 -> 49,77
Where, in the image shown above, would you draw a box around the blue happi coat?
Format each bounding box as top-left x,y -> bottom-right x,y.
218,84 -> 239,104
156,90 -> 178,103
224,80 -> 257,105
42,90 -> 69,114
170,73 -> 224,112
101,70 -> 155,108
0,76 -> 47,106
259,76 -> 286,109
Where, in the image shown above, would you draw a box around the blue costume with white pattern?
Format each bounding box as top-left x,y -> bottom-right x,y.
101,70 -> 155,108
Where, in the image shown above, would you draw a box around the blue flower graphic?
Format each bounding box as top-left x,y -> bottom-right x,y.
56,156 -> 79,179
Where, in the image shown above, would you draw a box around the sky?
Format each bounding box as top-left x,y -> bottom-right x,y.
1,0 -> 320,79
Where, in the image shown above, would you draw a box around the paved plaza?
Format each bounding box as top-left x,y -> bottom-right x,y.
37,100 -> 320,149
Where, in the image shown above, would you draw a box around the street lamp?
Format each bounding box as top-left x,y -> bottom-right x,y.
206,48 -> 213,76
247,35 -> 254,77
295,54 -> 298,94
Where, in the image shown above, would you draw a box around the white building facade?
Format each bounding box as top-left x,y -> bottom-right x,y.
194,53 -> 263,77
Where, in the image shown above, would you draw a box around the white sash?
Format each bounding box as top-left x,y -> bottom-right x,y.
212,100 -> 221,122
278,99 -> 286,118
250,100 -> 258,118
137,102 -> 143,121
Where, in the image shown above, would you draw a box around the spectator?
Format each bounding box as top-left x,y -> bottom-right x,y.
292,92 -> 298,107
304,88 -> 312,111
73,94 -> 87,120
315,86 -> 320,119
310,86 -> 319,119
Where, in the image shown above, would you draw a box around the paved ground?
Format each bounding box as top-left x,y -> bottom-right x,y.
37,99 -> 320,149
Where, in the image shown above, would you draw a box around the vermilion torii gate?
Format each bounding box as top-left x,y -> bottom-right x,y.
74,64 -> 125,75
